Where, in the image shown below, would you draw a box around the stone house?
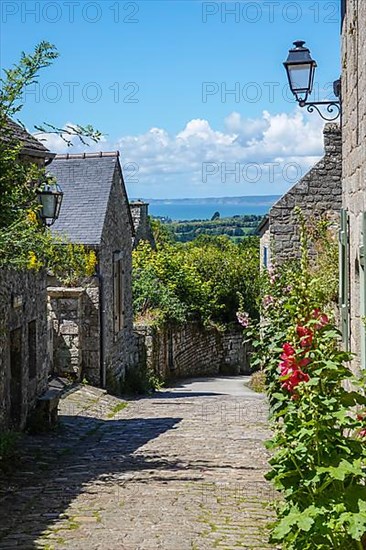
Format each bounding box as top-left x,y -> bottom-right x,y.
0,121 -> 55,430
257,123 -> 342,268
340,0 -> 366,370
47,152 -> 137,391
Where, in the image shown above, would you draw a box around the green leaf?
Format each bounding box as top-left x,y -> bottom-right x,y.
317,459 -> 364,481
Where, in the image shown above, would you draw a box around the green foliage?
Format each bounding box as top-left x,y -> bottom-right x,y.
308,216 -> 339,305
0,42 -> 101,278
155,215 -> 262,243
0,215 -> 97,284
133,228 -> 260,327
244,209 -> 366,549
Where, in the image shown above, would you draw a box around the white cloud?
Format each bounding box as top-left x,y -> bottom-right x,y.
36,110 -> 327,198
34,123 -> 107,153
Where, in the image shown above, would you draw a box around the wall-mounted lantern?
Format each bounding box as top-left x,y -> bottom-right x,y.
37,178 -> 63,227
284,40 -> 341,121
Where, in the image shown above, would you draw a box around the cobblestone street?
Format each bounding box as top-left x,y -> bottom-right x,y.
0,377 -> 276,550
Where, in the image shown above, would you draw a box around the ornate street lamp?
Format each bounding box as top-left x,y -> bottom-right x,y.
37,178 -> 63,227
284,40 -> 341,121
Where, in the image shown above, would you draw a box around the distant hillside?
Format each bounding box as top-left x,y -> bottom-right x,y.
137,195 -> 280,205
155,214 -> 263,243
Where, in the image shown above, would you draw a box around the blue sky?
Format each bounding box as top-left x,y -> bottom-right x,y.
1,1 -> 341,198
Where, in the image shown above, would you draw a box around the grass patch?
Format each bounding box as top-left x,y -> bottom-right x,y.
67,520 -> 80,531
248,370 -> 266,393
92,511 -> 102,522
107,402 -> 128,419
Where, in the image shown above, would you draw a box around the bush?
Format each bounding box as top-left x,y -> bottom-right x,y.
132,230 -> 260,327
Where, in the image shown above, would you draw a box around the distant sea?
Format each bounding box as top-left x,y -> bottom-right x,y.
141,195 -> 280,221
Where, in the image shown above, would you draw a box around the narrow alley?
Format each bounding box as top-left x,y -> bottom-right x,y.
0,377 -> 275,549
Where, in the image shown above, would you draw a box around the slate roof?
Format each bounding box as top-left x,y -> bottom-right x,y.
3,118 -> 53,158
47,152 -> 124,245
255,215 -> 269,236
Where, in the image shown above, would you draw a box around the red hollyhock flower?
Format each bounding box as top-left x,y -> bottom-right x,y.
298,357 -> 311,368
360,428 -> 366,438
279,363 -> 295,376
296,326 -> 313,348
283,343 -> 296,356
312,309 -> 330,330
281,369 -> 310,393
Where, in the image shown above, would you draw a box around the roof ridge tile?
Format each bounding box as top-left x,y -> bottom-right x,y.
55,151 -> 119,160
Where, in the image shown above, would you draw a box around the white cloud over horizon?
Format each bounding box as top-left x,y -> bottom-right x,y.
36,110 -> 326,199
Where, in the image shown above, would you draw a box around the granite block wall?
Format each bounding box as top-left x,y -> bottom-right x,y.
134,323 -> 250,382
341,0 -> 366,370
0,269 -> 49,430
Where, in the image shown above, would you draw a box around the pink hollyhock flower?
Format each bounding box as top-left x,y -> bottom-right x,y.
360,428 -> 366,438
236,311 -> 249,328
262,295 -> 275,308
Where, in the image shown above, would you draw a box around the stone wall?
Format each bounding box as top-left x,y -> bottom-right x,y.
99,166 -> 135,391
341,0 -> 366,370
0,270 -> 49,430
268,123 -> 342,264
134,323 -> 250,381
130,201 -> 156,249
47,283 -> 101,386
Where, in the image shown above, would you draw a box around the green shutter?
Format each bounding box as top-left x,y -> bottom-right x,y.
339,209 -> 350,351
360,213 -> 366,368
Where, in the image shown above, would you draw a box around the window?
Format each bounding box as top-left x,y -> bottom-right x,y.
263,246 -> 268,269
113,252 -> 125,334
28,320 -> 37,379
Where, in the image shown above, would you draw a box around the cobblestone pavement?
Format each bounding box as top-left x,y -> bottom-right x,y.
0,377 -> 276,550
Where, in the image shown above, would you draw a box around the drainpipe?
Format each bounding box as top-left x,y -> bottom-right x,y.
96,271 -> 106,388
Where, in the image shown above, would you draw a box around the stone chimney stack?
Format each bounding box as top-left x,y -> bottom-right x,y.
129,201 -> 156,249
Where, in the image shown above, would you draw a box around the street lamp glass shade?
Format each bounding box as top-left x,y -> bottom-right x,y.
284,41 -> 317,102
38,182 -> 63,226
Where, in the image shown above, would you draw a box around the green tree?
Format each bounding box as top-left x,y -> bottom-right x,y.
0,41 -> 101,278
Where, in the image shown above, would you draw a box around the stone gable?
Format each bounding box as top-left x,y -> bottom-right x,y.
262,123 -> 342,266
